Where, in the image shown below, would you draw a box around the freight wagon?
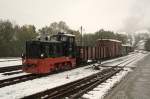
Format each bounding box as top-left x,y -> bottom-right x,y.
78,39 -> 122,63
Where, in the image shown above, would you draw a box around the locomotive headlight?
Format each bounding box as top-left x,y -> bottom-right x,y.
41,53 -> 44,58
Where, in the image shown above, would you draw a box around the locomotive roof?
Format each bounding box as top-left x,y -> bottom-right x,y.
63,33 -> 75,37
53,33 -> 75,37
27,40 -> 61,44
97,39 -> 121,43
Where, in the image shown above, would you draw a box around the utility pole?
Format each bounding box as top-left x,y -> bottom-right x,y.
80,26 -> 83,46
80,26 -> 84,61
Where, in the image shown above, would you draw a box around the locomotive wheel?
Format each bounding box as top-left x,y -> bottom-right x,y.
54,64 -> 59,72
58,64 -> 63,71
67,62 -> 72,70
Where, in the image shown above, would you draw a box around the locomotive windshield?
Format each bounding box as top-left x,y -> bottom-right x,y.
51,35 -> 68,42
25,41 -> 63,59
40,43 -> 62,58
26,42 -> 41,58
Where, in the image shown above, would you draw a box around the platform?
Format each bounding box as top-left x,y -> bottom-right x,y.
104,53 -> 150,99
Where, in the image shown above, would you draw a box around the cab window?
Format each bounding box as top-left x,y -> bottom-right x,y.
61,36 -> 68,41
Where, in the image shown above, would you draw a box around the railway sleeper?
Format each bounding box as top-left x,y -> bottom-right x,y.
22,67 -> 121,99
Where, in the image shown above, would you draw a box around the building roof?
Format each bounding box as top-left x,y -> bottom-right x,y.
122,44 -> 132,47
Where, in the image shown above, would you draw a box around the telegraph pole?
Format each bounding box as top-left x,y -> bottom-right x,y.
80,26 -> 83,47
80,26 -> 84,61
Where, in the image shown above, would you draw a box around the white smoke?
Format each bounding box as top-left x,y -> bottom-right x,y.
121,0 -> 150,33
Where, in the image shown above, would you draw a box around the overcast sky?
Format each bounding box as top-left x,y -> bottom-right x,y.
0,0 -> 150,33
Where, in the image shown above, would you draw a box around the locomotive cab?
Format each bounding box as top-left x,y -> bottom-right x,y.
25,41 -> 62,59
22,32 -> 77,74
51,32 -> 76,58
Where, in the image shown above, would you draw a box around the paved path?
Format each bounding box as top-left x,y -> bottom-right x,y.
104,54 -> 150,99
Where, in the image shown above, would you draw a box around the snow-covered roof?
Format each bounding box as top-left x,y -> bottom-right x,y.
122,44 -> 132,47
63,33 -> 75,37
53,33 -> 75,37
139,40 -> 146,43
97,39 -> 121,43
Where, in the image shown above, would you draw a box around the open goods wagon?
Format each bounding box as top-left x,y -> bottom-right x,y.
78,39 -> 122,63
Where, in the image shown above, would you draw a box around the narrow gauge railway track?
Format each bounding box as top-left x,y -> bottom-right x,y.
2,70 -> 23,75
100,53 -> 138,68
114,54 -> 138,67
0,74 -> 47,88
22,55 -> 138,99
0,62 -> 99,88
22,67 -> 122,99
0,65 -> 22,73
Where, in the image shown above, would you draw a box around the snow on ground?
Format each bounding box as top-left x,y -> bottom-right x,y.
0,71 -> 29,80
82,68 -> 132,99
81,52 -> 149,99
103,52 -> 146,67
86,52 -> 138,69
0,52 -> 138,81
101,52 -> 136,65
127,51 -> 150,68
0,66 -> 102,99
1,70 -> 23,74
85,53 -> 137,69
0,58 -> 21,61
0,60 -> 22,67
0,51 -> 148,99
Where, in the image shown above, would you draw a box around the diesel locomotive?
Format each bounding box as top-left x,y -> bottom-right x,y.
22,33 -> 76,74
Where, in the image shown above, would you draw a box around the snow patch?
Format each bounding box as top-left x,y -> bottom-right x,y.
0,60 -> 22,67
0,52 -> 148,99
0,66 -> 100,99
82,68 -> 132,99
